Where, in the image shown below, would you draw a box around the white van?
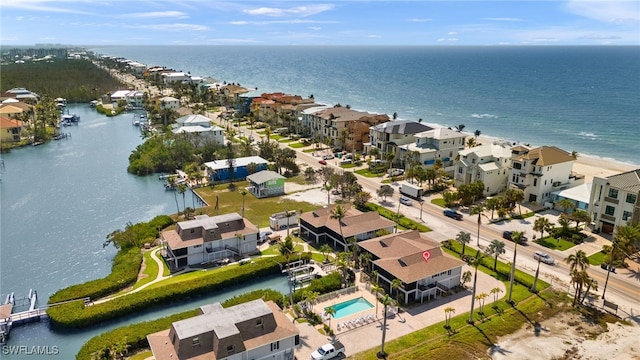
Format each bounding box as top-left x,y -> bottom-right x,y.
533,251 -> 555,265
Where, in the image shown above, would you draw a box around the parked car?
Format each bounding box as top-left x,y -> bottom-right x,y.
387,168 -> 404,177
319,159 -> 327,165
600,263 -> 617,273
322,154 -> 335,160
339,159 -> 352,165
443,208 -> 463,220
259,230 -> 273,243
399,196 -> 413,206
502,230 -> 528,243
533,251 -> 555,265
311,341 -> 345,360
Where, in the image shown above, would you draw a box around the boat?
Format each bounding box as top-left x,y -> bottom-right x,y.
89,100 -> 99,107
61,114 -> 80,126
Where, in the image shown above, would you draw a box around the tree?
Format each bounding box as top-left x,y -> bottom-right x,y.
556,198 -> 576,214
470,205 -> 485,246
167,176 -> 180,215
371,283 -> 383,317
468,251 -> 484,324
391,278 -> 403,305
444,307 -> 455,330
466,137 -> 476,148
379,294 -> 392,358
580,277 -> 598,304
384,151 -> 395,173
456,231 -> 471,256
461,270 -> 472,288
476,293 -> 488,315
507,231 -> 523,304
490,287 -> 502,307
240,190 -> 247,217
330,205 -> 348,245
485,239 -> 506,271
177,184 -> 187,217
354,191 -> 372,209
377,184 -> 395,202
359,251 -> 372,271
324,306 -> 336,329
225,141 -> 235,185
319,244 -> 333,263
533,217 -> 553,240
485,197 -> 502,219
474,129 -> 481,138
569,270 -> 590,306
278,236 -> 295,263
565,249 -> 589,273
505,188 -> 525,215
569,209 -> 591,230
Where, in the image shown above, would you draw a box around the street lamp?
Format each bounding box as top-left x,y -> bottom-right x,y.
419,199 -> 424,221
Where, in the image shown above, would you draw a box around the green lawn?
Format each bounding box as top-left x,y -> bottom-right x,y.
128,351 -> 153,360
340,164 -> 356,169
588,251 -> 607,265
354,169 -> 385,178
195,183 -> 317,228
431,198 -> 446,207
535,237 -> 576,251
278,138 -> 295,143
512,212 -> 536,220
288,142 -> 308,148
133,250 -> 159,290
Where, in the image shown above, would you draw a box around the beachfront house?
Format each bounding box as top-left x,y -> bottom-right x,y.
366,119 -> 433,156
305,106 -> 389,152
454,142 -> 513,196
161,213 -> 259,270
298,204 -> 395,250
0,116 -> 23,142
508,146 -> 583,205
552,183 -> 592,213
397,127 -> 466,174
358,230 -> 465,304
589,169 -> 640,235
205,155 -> 268,183
246,170 -> 286,198
147,299 -> 299,360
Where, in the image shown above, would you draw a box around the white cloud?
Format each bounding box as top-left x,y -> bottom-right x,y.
133,23 -> 209,31
437,38 -> 459,42
1,0 -> 93,15
121,11 -> 189,19
565,0 -> 640,23
244,4 -> 334,17
308,26 -> 321,31
366,34 -> 380,38
16,16 -> 24,20
230,19 -> 339,26
408,18 -> 431,22
448,32 -> 457,35
482,17 -> 523,22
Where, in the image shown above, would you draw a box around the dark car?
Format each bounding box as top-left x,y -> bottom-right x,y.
443,209 -> 463,220
600,263 -> 616,273
319,159 -> 327,165
502,230 -> 528,243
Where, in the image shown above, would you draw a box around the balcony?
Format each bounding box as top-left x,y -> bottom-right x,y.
601,214 -> 616,222
604,197 -> 619,204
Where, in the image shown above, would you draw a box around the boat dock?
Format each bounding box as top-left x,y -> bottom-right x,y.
0,290 -> 89,344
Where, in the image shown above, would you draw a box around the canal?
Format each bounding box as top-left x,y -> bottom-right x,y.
0,104 -> 287,358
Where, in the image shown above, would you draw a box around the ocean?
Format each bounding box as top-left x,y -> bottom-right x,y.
92,46 -> 640,166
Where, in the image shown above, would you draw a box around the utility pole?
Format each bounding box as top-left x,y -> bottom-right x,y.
507,242 -> 517,304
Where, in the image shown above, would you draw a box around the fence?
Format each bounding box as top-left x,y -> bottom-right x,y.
316,286 -> 359,304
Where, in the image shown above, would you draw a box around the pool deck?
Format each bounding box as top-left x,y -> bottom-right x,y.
292,265 -> 506,359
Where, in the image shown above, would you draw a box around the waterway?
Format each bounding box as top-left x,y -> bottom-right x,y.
0,104 -> 289,358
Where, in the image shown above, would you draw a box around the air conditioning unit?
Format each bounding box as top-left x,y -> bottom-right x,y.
552,181 -> 561,187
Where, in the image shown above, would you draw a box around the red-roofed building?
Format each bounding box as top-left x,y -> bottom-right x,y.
0,116 -> 23,142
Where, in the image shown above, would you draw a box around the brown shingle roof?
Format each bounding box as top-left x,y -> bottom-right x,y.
0,116 -> 23,129
299,204 -> 395,237
513,146 -> 574,166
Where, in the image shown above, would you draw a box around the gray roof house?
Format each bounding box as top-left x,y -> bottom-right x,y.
246,170 -> 286,198
368,119 -> 434,154
147,299 -> 299,360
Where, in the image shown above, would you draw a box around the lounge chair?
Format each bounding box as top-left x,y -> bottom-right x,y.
337,323 -> 341,331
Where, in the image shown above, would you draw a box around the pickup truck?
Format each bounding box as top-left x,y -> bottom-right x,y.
311,341 -> 345,360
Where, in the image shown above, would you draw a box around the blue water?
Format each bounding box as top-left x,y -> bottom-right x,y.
327,297 -> 374,319
92,45 -> 640,166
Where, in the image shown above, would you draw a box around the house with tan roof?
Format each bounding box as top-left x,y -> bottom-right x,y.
397,127 -> 466,174
161,213 -> 259,270
359,230 -> 465,304
147,299 -> 299,360
298,204 -> 395,250
589,169 -> 640,235
508,146 -> 583,204
0,116 -> 23,142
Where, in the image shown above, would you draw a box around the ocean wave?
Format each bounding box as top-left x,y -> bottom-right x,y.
578,131 -> 598,139
470,113 -> 498,119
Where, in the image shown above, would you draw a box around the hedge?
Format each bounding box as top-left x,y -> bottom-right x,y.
364,202 -> 431,232
77,289 -> 286,360
48,247 -> 143,304
292,272 -> 343,303
48,256 -> 288,328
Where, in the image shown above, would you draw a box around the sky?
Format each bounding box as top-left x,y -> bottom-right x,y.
0,0 -> 639,46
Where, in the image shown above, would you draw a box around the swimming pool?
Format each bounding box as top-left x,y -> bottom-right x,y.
326,297 -> 374,319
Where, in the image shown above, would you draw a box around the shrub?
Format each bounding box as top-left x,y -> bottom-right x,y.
48,256 -> 287,328
292,272 -> 342,303
48,247 -> 142,304
222,289 -> 285,308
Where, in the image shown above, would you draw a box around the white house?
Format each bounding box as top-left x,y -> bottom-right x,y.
397,127 -> 466,174
147,299 -> 299,360
173,114 -> 224,145
589,169 -> 640,235
159,96 -> 180,110
367,119 -> 433,155
454,142 -> 513,196
162,72 -> 191,84
508,146 -> 582,205
161,213 -> 259,270
110,89 -> 144,107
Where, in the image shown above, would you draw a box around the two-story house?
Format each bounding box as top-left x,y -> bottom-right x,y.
147,299 -> 299,360
172,114 -> 224,145
161,213 -> 259,270
306,107 -> 389,152
0,116 -> 23,142
397,127 -> 466,174
508,146 -> 582,204
589,169 -> 640,235
205,156 -> 268,183
159,96 -> 180,110
358,230 -> 465,304
367,119 -> 433,155
454,142 -> 513,196
299,204 -> 395,250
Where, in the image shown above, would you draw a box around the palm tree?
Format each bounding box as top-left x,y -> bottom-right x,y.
533,217 -> 553,241
177,184 -> 187,217
278,236 -> 295,263
476,293 -> 488,315
240,190 -> 247,217
456,231 -> 472,256
556,198 -> 576,214
371,283 -> 383,317
485,239 -> 506,271
384,151 -> 395,173
470,205 -> 484,246
324,307 -> 336,329
468,251 -> 484,324
466,137 -> 476,148
507,231 -> 523,304
324,183 -> 332,205
444,307 -> 455,329
569,270 -> 589,306
564,250 -> 589,273
319,243 -> 333,263
490,287 -> 502,308
460,270 -> 472,288
379,294 -> 392,358
167,176 -> 180,215
330,205 -> 348,247
391,278 -> 403,305
580,277 -> 598,304
359,251 -> 372,271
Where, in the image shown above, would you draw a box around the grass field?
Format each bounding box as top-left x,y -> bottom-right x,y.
431,198 -> 446,207
535,237 -> 576,251
289,142 -> 307,148
354,169 -> 385,178
588,250 -> 607,265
